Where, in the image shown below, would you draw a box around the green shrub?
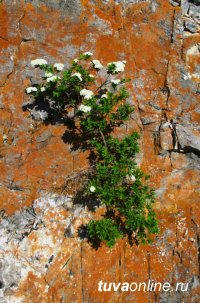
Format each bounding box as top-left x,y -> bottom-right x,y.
26,53 -> 159,248
87,219 -> 123,248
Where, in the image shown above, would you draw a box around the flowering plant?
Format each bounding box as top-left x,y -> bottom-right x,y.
26,53 -> 158,248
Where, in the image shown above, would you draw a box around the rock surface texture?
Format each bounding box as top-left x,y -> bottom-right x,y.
0,0 -> 200,302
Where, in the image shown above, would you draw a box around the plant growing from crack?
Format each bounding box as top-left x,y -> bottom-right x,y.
25,52 -> 159,248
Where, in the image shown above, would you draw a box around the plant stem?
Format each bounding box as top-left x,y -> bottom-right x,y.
99,129 -> 107,149
95,75 -> 110,93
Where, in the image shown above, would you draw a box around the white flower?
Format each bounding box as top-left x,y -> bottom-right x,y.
89,74 -> 94,78
80,89 -> 94,100
126,175 -> 136,183
107,61 -> 125,73
26,86 -> 38,93
44,72 -> 53,78
115,61 -> 125,72
83,51 -> 93,56
40,87 -> 46,92
111,79 -> 121,85
89,186 -> 96,192
78,105 -> 92,113
92,59 -> 103,70
73,58 -> 79,63
71,72 -> 82,81
130,175 -> 136,182
47,75 -> 60,82
31,58 -> 47,67
54,63 -> 64,71
101,94 -> 108,99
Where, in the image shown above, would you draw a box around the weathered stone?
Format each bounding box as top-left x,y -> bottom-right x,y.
25,0 -> 82,17
36,129 -> 51,143
170,0 -> 181,7
170,152 -> 190,169
176,124 -> 200,151
160,128 -> 173,151
0,257 -> 21,290
102,0 -> 151,3
184,20 -> 200,33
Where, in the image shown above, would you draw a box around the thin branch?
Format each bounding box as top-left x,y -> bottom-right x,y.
94,75 -> 110,93
99,129 -> 107,149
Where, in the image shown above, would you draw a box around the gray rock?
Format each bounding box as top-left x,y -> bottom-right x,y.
183,1 -> 200,21
182,0 -> 190,14
170,0 -> 181,6
176,124 -> 200,151
103,0 -> 151,3
36,130 -> 52,143
141,116 -> 157,125
5,153 -> 22,165
0,258 -> 21,289
157,19 -> 172,38
184,20 -> 199,33
188,5 -> 200,18
25,0 -> 82,17
30,108 -> 49,121
10,208 -> 35,231
0,48 -> 15,86
0,207 -> 36,243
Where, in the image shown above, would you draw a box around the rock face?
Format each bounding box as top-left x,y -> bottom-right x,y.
0,0 -> 199,302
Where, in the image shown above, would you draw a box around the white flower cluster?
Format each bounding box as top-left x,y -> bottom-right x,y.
89,186 -> 96,192
26,86 -> 37,93
101,94 -> 108,99
83,52 -> 93,56
78,105 -> 92,113
111,79 -> 120,85
44,72 -> 53,78
80,89 -> 94,100
92,59 -> 103,70
126,175 -> 136,183
73,58 -> 79,63
31,58 -> 47,67
41,87 -> 46,92
71,72 -> 82,81
107,60 -> 126,73
47,75 -> 60,82
54,63 -> 64,71
89,74 -> 94,78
